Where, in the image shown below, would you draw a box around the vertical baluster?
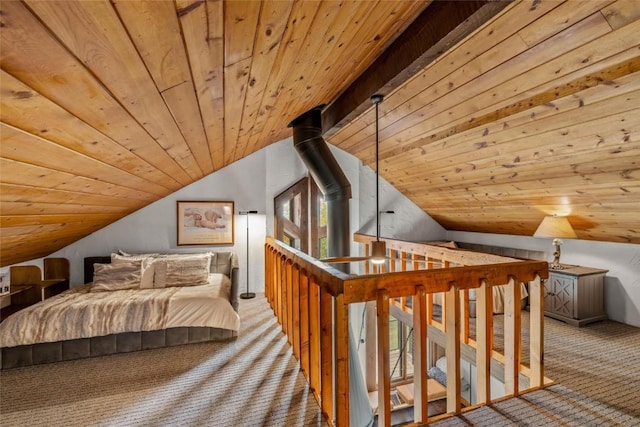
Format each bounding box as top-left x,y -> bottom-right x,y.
441,261 -> 450,327
462,289 -> 470,344
529,275 -> 544,388
377,289 -> 391,427
276,255 -> 283,325
300,270 -> 310,379
309,277 -> 321,402
335,294 -> 350,426
413,286 -> 429,423
445,283 -> 462,414
320,287 -> 334,422
504,276 -> 521,396
389,249 -> 397,273
476,280 -> 492,404
283,260 -> 291,339
365,243 -> 371,275
292,265 -> 301,359
366,303 -> 377,392
264,245 -> 270,305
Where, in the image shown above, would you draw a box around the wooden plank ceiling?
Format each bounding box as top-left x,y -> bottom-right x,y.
1,0 -> 639,266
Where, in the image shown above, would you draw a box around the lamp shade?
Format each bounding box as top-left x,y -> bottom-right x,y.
371,240 -> 386,264
534,215 -> 577,238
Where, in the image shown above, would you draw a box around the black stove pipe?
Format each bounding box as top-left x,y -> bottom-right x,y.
289,106 -> 351,268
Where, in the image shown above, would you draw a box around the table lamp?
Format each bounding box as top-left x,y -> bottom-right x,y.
533,215 -> 577,270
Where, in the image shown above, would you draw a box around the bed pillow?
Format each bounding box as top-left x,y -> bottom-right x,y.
208,272 -> 232,299
92,261 -> 142,291
139,258 -> 157,289
153,254 -> 211,288
117,250 -> 159,257
111,253 -> 157,262
111,254 -> 156,289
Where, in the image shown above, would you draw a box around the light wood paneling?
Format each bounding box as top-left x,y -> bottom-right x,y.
1,0 -> 639,265
329,0 -> 640,245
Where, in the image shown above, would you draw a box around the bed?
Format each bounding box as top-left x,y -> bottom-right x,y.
0,251 -> 240,369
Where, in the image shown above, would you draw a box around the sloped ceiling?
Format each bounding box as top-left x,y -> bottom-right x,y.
1,0 -> 639,267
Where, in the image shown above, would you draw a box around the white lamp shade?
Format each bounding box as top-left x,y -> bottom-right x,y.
534,215 -> 577,238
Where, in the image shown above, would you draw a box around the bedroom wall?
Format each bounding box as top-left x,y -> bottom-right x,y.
447,231 -> 640,328
358,165 -> 446,242
33,138 -> 443,294
49,148 -> 268,291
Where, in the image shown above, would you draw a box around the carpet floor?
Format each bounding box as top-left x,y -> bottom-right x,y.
1,295 -> 639,426
0,294 -> 324,426
431,313 -> 640,427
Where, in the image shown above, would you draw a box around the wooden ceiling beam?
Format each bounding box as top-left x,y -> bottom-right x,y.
321,0 -> 511,137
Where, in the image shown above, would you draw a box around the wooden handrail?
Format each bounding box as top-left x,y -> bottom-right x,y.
265,236 -> 549,426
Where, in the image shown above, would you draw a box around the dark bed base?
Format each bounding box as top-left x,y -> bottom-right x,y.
1,326 -> 237,370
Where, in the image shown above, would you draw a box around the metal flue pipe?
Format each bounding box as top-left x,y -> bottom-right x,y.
289,106 -> 351,268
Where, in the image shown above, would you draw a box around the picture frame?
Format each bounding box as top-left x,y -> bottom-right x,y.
177,201 -> 234,246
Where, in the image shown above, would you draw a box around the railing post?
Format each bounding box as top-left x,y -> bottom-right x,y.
365,303 -> 377,392
292,265 -> 301,359
264,245 -> 270,304
300,270 -> 310,379
411,253 -> 419,271
309,277 -> 321,402
441,261 -> 450,324
265,245 -> 272,308
320,286 -> 334,423
285,260 -> 293,344
276,255 -> 283,325
413,285 -> 429,424
335,294 -> 350,426
504,277 -> 521,396
364,243 -> 371,275
529,275 -> 544,388
445,283 -> 462,414
462,289 -> 470,344
476,280 -> 492,404
377,289 -> 391,426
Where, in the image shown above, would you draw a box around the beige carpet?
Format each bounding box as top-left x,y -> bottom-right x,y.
2,295 -> 640,426
432,314 -> 640,426
0,294 -> 325,426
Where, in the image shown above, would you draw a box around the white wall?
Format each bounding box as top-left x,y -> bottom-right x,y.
447,231 -> 640,327
358,164 -> 446,242
50,148 -> 268,292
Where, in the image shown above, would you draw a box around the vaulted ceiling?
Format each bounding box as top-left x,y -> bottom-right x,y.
1,0 -> 639,267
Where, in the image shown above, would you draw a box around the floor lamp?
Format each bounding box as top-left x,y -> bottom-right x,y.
239,210 -> 257,299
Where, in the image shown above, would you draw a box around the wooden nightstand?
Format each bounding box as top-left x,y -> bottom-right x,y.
39,278 -> 68,301
544,265 -> 608,327
0,285 -> 37,321
0,258 -> 69,321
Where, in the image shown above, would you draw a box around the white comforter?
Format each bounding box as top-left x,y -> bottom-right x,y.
0,274 -> 239,348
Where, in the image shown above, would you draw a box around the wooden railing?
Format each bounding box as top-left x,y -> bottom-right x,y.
265,235 -> 549,426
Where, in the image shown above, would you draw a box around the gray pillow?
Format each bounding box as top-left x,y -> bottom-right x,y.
428,366 -> 470,392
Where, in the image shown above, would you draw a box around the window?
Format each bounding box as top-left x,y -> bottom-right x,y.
390,316 -> 415,384
275,176 -> 327,258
